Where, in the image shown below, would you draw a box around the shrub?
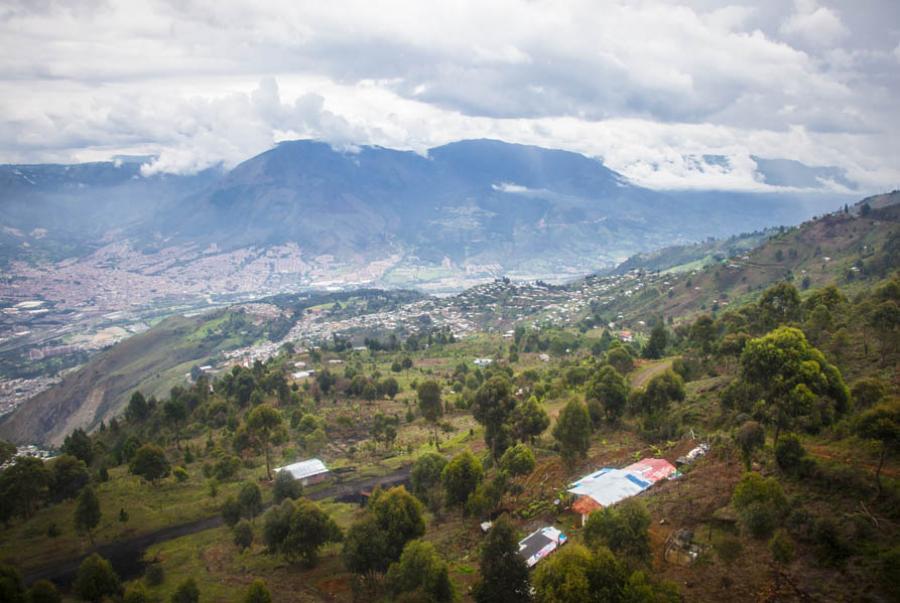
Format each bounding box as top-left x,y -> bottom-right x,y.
775,434 -> 814,477
731,472 -> 787,538
233,519 -> 254,551
74,554 -> 121,602
173,466 -> 189,482
812,518 -> 851,567
170,578 -> 199,603
27,580 -> 61,603
273,470 -> 302,503
144,563 -> 165,586
769,529 -> 795,565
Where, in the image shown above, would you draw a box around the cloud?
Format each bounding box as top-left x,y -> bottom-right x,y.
0,0 -> 897,192
780,0 -> 849,47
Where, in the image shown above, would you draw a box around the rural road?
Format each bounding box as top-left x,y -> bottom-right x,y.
24,465 -> 412,587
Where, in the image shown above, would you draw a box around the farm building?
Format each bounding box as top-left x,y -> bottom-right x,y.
518,526 -> 568,569
274,458 -> 331,486
568,458 -> 677,525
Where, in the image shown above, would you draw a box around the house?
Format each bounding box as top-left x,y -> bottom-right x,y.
292,370 -> 315,379
518,526 -> 568,569
274,458 -> 331,486
618,330 -> 634,343
567,458 -> 677,525
473,358 -> 493,367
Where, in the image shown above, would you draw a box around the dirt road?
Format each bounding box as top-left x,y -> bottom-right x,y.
24,465 -> 412,587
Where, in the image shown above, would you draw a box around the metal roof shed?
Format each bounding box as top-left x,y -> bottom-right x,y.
274,458 -> 330,485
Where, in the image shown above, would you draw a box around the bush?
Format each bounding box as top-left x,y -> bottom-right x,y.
173,466 -> 189,483
769,529 -> 795,565
812,518 -> 851,567
74,554 -> 121,602
222,496 -> 242,527
27,580 -> 61,603
144,563 -> 165,586
233,519 -> 254,551
123,583 -> 150,603
775,434 -> 814,477
273,470 -> 302,503
170,578 -> 200,603
731,472 -> 787,539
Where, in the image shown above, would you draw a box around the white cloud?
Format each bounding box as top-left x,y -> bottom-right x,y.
780,0 -> 849,47
0,0 -> 896,192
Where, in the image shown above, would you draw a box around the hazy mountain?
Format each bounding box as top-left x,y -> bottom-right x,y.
1,139 -> 853,282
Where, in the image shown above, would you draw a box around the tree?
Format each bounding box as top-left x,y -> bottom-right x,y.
585,365 -> 629,424
28,579 -> 61,603
74,486 -> 101,544
553,398 -> 592,467
583,499 -> 651,562
473,515 -> 530,603
0,563 -> 26,603
262,499 -> 295,553
380,377 -> 400,399
273,470 -> 303,503
129,444 -> 170,484
633,370 -> 684,416
221,495 -> 242,527
73,554 -> 120,603
731,472 -> 787,538
0,439 -> 15,467
851,377 -> 887,409
758,282 -> 802,330
605,346 -> 634,374
868,301 -> 900,364
126,391 -> 150,422
740,327 -> 849,444
123,583 -> 150,603
532,544 -> 623,603
245,405 -> 284,480
736,420 -> 765,471
163,399 -> 188,448
855,399 -> 900,496
170,578 -> 199,603
511,396 -> 550,443
411,452 -> 448,503
369,486 -> 426,562
241,579 -> 272,603
282,498 -> 342,566
417,380 -> 444,448
500,443 -> 535,477
0,456 -> 51,519
386,540 -> 455,603
642,323 -> 668,359
442,450 -> 484,507
233,519 -> 254,551
343,514 -> 392,575
62,428 -> 94,465
238,482 -> 263,519
49,454 -> 90,502
472,376 -> 517,458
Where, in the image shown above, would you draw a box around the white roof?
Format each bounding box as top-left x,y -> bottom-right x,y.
568,468 -> 647,507
274,458 -> 329,480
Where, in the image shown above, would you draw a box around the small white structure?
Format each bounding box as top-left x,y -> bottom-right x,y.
474,358 -> 493,367
538,353 -> 550,362
292,370 -> 315,379
274,458 -> 331,486
518,526 -> 568,569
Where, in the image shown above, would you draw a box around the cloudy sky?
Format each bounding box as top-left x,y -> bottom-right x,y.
1,0 -> 898,192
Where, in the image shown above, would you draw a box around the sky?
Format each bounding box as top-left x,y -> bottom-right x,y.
0,0 -> 898,192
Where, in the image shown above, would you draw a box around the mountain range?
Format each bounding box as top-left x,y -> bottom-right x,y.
1,139 -> 853,290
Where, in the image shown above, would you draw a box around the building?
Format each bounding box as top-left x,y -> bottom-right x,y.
473,358 -> 493,367
568,458 -> 677,525
618,330 -> 634,342
518,526 -> 568,569
274,458 -> 331,486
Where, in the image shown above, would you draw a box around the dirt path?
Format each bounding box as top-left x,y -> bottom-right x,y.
630,359 -> 673,389
24,465 -> 412,587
